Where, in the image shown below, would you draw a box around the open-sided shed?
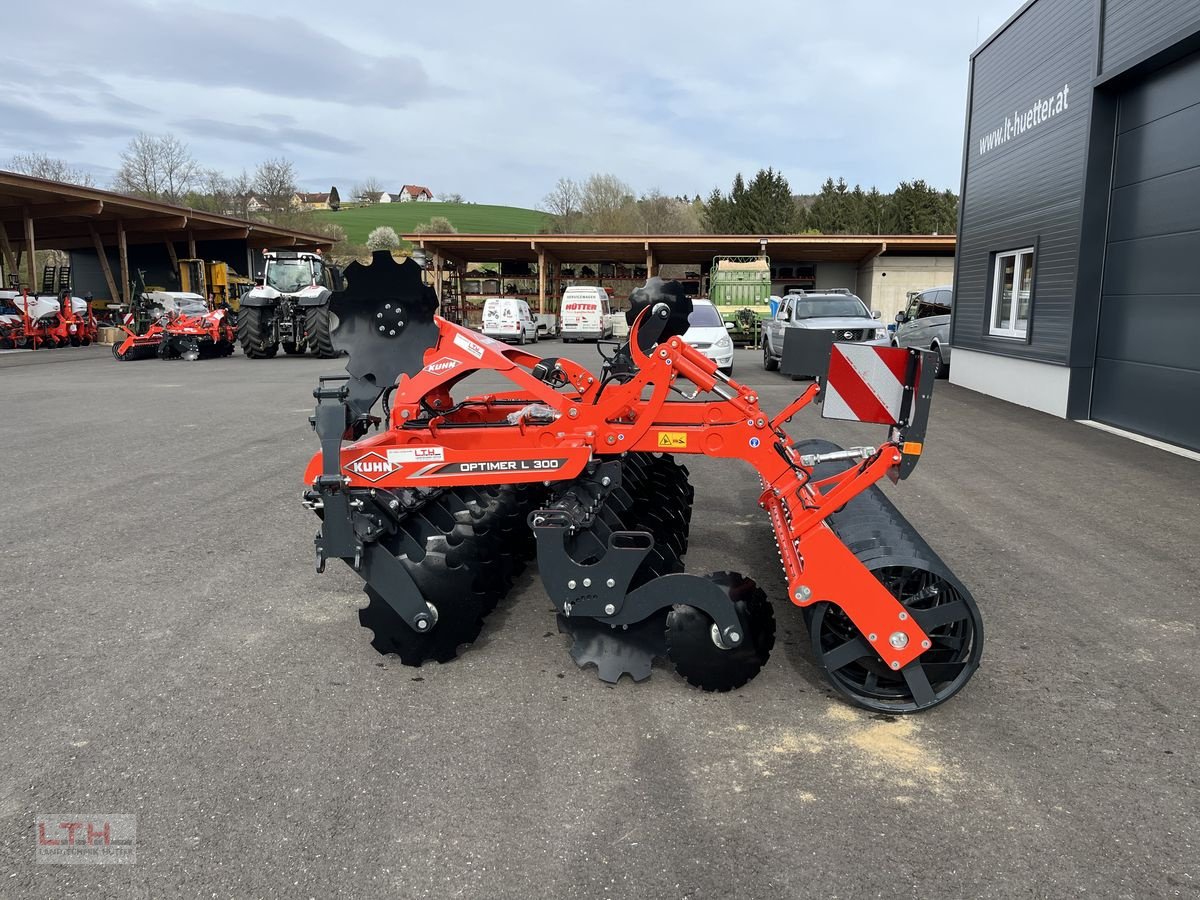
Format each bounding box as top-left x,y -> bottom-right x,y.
0,170 -> 332,306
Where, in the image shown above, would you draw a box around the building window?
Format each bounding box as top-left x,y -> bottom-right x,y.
990,247 -> 1034,339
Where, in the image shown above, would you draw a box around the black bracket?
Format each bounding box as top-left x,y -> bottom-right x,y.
532,519 -> 744,646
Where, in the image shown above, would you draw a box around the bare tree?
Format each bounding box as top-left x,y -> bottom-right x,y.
637,190 -> 702,234
352,175 -> 383,203
540,177 -> 583,232
112,133 -> 201,203
252,158 -> 298,214
580,174 -> 640,233
7,152 -> 95,187
439,192 -> 465,204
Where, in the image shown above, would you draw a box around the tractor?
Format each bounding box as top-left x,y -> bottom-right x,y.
238,250 -> 344,359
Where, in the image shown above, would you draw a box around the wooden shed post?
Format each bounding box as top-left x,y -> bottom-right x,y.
117,218 -> 130,305
23,207 -> 36,290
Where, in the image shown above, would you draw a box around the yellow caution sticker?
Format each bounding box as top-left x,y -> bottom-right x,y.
657,432 -> 688,449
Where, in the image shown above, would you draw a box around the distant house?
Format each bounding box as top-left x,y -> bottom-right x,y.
359,191 -> 394,204
397,184 -> 434,202
245,194 -> 267,213
294,187 -> 341,211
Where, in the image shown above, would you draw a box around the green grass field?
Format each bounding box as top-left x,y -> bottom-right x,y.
313,202 -> 549,244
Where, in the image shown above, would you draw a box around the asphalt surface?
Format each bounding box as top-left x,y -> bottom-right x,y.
0,341 -> 1196,899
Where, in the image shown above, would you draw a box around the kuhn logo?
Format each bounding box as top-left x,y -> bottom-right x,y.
344,452 -> 397,482
423,356 -> 460,376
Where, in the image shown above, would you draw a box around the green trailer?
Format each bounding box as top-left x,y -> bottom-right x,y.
707,256 -> 772,347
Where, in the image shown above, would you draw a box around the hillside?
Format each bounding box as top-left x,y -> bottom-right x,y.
313,202 -> 549,244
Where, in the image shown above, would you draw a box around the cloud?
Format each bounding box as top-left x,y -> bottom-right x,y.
4,1 -> 436,109
171,117 -> 359,155
1,0 -> 1019,206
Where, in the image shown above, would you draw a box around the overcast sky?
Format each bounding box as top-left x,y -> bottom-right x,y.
1,0 -> 1018,206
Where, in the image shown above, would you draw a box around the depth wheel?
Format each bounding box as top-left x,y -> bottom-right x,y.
666,571 -> 775,692
809,566 -> 983,713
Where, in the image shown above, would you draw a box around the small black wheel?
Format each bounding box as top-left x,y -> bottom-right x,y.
810,566 -> 983,713
667,572 -> 775,692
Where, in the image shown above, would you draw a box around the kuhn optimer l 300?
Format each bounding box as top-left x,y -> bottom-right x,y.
303,252 -> 982,712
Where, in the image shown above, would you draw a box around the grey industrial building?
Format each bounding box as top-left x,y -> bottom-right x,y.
951,0 -> 1200,452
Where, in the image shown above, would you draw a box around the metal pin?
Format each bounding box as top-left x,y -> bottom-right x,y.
606,578 -> 615,588
567,580 -> 576,590
582,578 -> 591,587
604,604 -> 616,615
868,633 -> 878,642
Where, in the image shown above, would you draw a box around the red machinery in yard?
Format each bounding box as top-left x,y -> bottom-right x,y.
0,289 -> 98,349
302,252 -> 983,712
113,291 -> 236,361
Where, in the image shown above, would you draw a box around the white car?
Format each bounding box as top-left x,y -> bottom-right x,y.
481,297 -> 538,345
681,299 -> 734,375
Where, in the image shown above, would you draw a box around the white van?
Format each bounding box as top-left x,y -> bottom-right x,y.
481,297 -> 538,345
559,286 -> 612,342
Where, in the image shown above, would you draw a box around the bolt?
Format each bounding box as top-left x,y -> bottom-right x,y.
385,303 -> 391,309
568,408 -> 578,418
795,585 -> 812,601
890,661 -> 901,670
600,476 -> 611,486
377,312 -> 384,319
378,325 -> 386,332
868,633 -> 878,642
606,578 -> 615,588
660,350 -> 668,358
728,632 -> 741,643
389,499 -> 399,510
757,418 -> 765,427
414,617 -> 430,631
401,409 -> 411,419
898,611 -> 908,621
389,329 -> 396,336
606,435 -> 615,444
567,580 -> 576,590
604,604 -> 616,615
921,639 -> 931,649
889,631 -> 909,649
583,578 -> 591,587
617,433 -> 625,441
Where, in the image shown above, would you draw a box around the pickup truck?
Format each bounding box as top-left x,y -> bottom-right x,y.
761,289 -> 888,375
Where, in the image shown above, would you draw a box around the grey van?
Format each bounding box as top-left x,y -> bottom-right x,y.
893,285 -> 952,375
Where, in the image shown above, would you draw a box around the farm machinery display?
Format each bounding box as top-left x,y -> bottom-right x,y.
238,249 -> 344,359
301,251 -> 983,712
112,285 -> 236,361
0,289 -> 98,349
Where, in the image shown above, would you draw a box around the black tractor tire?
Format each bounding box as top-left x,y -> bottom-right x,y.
305,304 -> 338,358
237,305 -> 278,359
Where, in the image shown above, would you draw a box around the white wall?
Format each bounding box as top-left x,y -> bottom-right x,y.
857,256 -> 955,320
949,348 -> 1071,417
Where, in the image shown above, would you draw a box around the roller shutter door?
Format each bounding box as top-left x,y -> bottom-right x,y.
1094,51 -> 1200,450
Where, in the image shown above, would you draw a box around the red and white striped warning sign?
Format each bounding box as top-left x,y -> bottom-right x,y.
822,343 -> 911,424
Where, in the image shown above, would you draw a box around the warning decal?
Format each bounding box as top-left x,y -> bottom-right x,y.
656,432 -> 688,449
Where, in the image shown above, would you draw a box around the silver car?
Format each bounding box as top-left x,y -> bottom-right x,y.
893,285 -> 952,376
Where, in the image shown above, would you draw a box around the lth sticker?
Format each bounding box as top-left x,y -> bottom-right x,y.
657,432 -> 688,449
